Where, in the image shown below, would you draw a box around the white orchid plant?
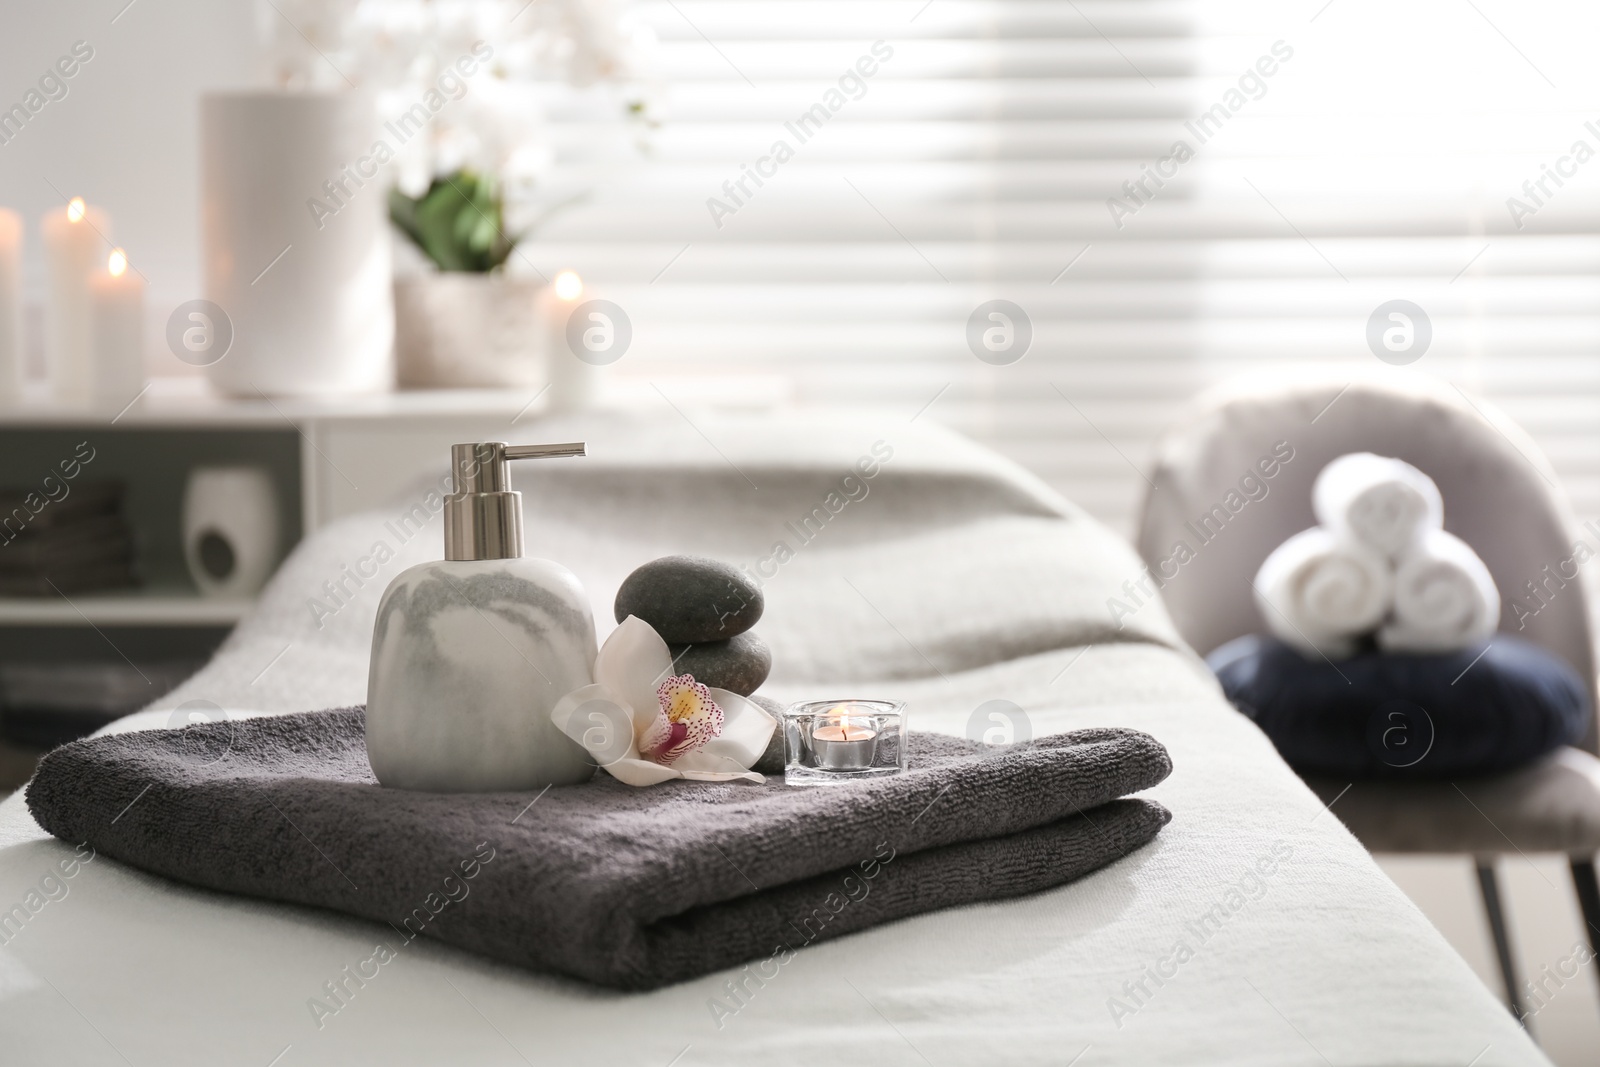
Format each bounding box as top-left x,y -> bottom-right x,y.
551,616 -> 777,786
257,0 -> 652,231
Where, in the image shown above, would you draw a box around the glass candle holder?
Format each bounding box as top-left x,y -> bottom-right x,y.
783,699 -> 907,787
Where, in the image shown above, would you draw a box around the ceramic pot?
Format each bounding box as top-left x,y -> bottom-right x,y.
393,273 -> 546,388
200,90 -> 393,397
182,466 -> 281,599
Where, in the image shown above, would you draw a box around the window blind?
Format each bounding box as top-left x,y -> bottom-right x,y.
528,0 -> 1600,534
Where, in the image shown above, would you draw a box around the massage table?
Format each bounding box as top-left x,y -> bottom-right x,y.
0,414 -> 1544,1065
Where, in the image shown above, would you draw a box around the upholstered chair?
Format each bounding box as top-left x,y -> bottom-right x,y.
1138,373 -> 1600,1023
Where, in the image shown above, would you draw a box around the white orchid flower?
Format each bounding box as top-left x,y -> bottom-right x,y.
551,615 -> 776,786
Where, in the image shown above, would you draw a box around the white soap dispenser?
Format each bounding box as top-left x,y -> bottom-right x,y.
366,441 -> 599,791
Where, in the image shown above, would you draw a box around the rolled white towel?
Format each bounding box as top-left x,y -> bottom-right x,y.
1312,452 -> 1443,560
1253,527 -> 1393,660
1378,529 -> 1500,654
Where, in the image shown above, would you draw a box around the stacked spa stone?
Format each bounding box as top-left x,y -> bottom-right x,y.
614,555 -> 773,697
615,555 -> 787,774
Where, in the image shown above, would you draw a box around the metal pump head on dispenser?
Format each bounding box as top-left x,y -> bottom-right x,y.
443,441 -> 585,561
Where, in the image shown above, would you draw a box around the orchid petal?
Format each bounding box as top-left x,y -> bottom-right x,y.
601,757 -> 688,787
677,763 -> 766,783
637,710 -> 676,761
550,617 -> 770,788
652,675 -> 724,762
549,683 -> 641,765
596,616 -> 675,735
674,747 -> 761,774
695,688 -> 776,767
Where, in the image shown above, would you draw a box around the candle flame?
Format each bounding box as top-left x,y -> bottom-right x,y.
820,704 -> 872,740
554,270 -> 583,301
107,248 -> 127,277
66,197 -> 86,223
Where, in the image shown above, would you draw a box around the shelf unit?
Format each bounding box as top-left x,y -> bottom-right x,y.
0,377 -> 563,626
0,587 -> 254,627
0,378 -> 596,782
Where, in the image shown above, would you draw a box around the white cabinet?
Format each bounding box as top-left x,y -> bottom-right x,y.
0,382 -> 549,626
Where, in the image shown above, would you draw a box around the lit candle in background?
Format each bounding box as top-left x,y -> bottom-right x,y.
553,269 -> 583,301
90,247 -> 145,407
543,268 -> 598,412
42,197 -> 109,404
0,209 -> 21,402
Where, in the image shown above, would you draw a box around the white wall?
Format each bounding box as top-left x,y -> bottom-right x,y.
0,0 -> 256,332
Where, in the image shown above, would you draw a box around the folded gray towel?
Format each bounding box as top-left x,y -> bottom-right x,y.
26,707 -> 1172,990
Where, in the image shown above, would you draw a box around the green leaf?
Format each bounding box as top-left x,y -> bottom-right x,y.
387,169 -> 515,273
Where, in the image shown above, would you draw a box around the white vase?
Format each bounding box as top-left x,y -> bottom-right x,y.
182,466 -> 282,599
200,91 -> 393,397
393,274 -> 545,388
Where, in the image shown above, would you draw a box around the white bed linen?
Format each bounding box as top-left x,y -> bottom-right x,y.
0,414 -> 1544,1066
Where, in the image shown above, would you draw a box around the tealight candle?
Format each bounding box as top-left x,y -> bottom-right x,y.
783,699 -> 907,786
812,707 -> 879,770
89,247 -> 145,407
42,197 -> 109,403
0,208 -> 21,401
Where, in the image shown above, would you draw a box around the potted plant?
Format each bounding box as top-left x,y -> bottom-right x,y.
389,169 -> 543,387
255,0 -> 651,390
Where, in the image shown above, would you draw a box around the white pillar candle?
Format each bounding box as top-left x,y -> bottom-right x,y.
543,270 -> 599,412
0,209 -> 21,402
42,197 -> 108,404
90,247 -> 145,407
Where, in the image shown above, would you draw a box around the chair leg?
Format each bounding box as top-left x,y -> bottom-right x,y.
1570,857 -> 1600,1014
1476,860 -> 1528,1024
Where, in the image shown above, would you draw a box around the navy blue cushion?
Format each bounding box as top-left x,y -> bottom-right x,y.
1207,634 -> 1591,778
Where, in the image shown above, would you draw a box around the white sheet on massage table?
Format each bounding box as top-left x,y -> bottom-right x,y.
0,415 -> 1544,1066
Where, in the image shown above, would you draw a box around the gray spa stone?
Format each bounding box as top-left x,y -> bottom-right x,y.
751,694 -> 786,774
614,555 -> 763,642
669,631 -> 772,697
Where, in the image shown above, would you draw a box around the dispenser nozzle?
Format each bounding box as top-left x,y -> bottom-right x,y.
504,442 -> 585,460
444,441 -> 587,561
